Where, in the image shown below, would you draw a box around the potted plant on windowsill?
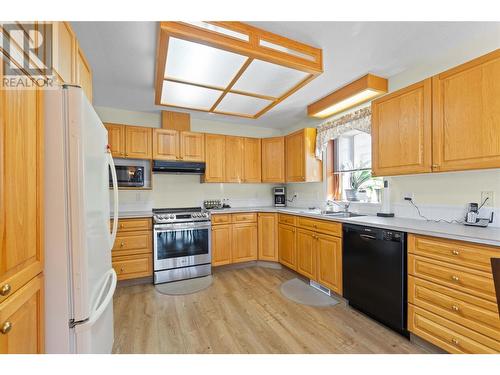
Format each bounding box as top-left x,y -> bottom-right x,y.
345,169 -> 372,201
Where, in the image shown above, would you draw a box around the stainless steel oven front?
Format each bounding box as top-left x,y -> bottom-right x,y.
153,221 -> 211,272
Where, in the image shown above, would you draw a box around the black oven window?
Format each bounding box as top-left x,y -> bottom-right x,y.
156,228 -> 208,259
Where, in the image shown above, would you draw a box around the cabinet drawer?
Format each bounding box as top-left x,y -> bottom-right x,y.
111,218 -> 151,232
232,213 -> 257,223
409,234 -> 499,272
408,305 -> 500,353
211,214 -> 231,225
279,214 -> 297,226
112,254 -> 152,281
112,231 -> 151,255
297,217 -> 342,237
408,254 -> 496,302
409,276 -> 500,341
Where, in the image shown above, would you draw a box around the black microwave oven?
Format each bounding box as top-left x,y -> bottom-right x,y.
109,165 -> 145,188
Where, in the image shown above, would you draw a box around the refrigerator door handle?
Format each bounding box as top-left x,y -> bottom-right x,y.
74,268 -> 117,332
107,150 -> 119,249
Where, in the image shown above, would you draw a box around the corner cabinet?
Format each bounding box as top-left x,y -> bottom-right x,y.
432,49 -> 500,172
285,128 -> 322,183
371,79 -> 432,176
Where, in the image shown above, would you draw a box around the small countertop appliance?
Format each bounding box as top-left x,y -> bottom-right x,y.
273,186 -> 286,207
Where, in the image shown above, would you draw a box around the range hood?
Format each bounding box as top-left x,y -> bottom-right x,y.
153,160 -> 205,174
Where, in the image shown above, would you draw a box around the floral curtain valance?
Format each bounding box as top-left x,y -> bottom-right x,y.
315,106 -> 372,160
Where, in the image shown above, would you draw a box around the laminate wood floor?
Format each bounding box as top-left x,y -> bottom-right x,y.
112,265 -> 426,354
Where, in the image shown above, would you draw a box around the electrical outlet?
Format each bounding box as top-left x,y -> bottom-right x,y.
481,191 -> 494,207
403,192 -> 414,201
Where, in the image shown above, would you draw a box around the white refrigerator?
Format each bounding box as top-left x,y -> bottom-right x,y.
44,85 -> 119,353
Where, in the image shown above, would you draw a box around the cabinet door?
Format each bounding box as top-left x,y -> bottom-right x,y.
204,134 -> 226,182
225,136 -> 244,183
296,229 -> 317,280
316,233 -> 342,295
258,213 -> 278,261
262,136 -> 285,183
180,132 -> 204,162
212,225 -> 232,266
152,129 -> 179,161
278,224 -> 297,270
243,138 -> 261,183
104,123 -> 125,157
0,82 -> 44,305
0,274 -> 44,354
52,22 -> 76,83
285,130 -> 305,182
231,223 -> 258,263
76,44 -> 92,102
125,126 -> 152,159
432,49 -> 500,172
371,79 -> 432,176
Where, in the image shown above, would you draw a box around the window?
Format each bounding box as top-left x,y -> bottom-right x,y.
327,130 -> 382,203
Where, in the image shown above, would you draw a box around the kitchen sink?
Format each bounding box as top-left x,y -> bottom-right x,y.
321,211 -> 366,218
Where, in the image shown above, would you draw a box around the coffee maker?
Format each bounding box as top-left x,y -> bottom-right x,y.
273,186 -> 286,207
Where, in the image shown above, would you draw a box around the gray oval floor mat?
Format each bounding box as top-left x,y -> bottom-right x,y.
280,278 -> 339,307
155,275 -> 213,295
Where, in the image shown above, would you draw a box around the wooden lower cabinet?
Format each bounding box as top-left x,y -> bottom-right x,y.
408,234 -> 500,354
316,233 -> 342,294
231,223 -> 258,263
278,224 -> 297,270
0,274 -> 44,354
111,218 -> 153,281
212,224 -> 232,266
257,213 -> 278,262
296,229 -> 317,280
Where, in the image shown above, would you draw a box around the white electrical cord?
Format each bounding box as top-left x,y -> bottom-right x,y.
406,198 -> 469,224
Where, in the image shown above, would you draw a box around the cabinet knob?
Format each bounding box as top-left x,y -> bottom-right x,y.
451,338 -> 460,346
120,224 -> 124,228
120,242 -> 125,247
451,275 -> 460,282
1,321 -> 12,335
0,283 -> 11,296
432,164 -> 440,169
452,249 -> 460,256
120,267 -> 124,272
451,305 -> 460,312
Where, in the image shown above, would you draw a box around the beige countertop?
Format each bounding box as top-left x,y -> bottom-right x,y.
112,207 -> 500,247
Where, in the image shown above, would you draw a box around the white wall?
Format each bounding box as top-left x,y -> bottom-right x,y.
282,43 -> 500,225
98,106 -> 280,211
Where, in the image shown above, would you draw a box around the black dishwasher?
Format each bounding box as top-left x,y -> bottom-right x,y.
343,223 -> 408,337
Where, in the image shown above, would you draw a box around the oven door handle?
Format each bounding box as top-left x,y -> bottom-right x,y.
154,224 -> 212,232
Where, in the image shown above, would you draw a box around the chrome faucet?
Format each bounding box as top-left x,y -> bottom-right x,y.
327,200 -> 350,213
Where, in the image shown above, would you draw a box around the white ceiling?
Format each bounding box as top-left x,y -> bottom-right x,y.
71,21 -> 500,129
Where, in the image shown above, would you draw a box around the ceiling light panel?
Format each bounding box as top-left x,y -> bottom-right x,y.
231,59 -> 310,98
161,80 -> 222,110
165,37 -> 247,88
215,93 -> 272,116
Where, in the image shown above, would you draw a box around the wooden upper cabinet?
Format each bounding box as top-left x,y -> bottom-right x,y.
224,136 -> 243,183
180,132 -> 204,162
262,136 -> 285,183
104,123 -> 125,157
231,223 -> 258,263
0,275 -> 44,354
0,81 -> 44,305
243,138 -> 261,183
52,22 -> 76,84
153,129 -> 179,161
76,43 -> 93,102
204,134 -> 226,182
432,49 -> 500,172
285,128 -> 322,183
162,111 -> 190,131
257,213 -> 278,262
371,79 -> 432,176
125,126 -> 152,159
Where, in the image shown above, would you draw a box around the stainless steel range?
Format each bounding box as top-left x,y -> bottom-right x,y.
153,207 -> 211,284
